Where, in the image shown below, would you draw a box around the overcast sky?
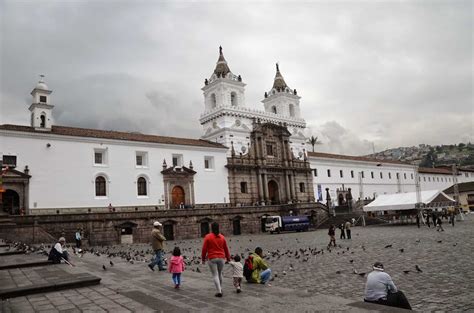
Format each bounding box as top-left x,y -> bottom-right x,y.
1,0 -> 472,155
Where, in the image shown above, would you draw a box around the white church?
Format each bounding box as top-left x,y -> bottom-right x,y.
1,47 -> 473,215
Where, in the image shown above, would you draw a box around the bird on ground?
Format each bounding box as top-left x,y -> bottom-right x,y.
453,243 -> 457,247
399,248 -> 404,253
102,265 -> 106,271
384,244 -> 393,248
350,259 -> 354,263
336,270 -> 341,274
110,261 -> 114,266
358,272 -> 366,277
196,268 -> 201,273
437,240 -> 442,243
403,270 -> 410,274
415,265 -> 423,272
353,269 -> 358,274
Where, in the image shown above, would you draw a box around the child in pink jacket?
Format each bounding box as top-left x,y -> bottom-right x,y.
168,247 -> 185,288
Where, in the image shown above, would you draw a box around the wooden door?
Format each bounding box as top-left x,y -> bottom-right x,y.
233,219 -> 241,235
163,224 -> 174,240
200,222 -> 210,237
268,180 -> 280,204
171,186 -> 185,208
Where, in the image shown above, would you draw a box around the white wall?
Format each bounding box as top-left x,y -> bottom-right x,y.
419,171 -> 474,191
309,157 -> 417,203
1,130 -> 229,209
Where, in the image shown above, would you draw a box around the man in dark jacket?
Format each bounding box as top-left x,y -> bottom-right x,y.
148,221 -> 166,271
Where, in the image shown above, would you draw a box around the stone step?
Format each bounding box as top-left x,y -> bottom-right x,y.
0,274 -> 101,299
0,251 -> 25,256
0,260 -> 53,270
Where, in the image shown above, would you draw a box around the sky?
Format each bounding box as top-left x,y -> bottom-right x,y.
1,0 -> 472,155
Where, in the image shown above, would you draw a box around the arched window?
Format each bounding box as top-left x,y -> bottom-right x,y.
95,176 -> 107,197
299,182 -> 305,193
271,106 -> 277,114
211,93 -> 217,108
231,92 -> 237,106
40,114 -> 46,128
289,104 -> 295,117
137,177 -> 147,196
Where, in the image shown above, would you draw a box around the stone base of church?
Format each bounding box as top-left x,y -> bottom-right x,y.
0,203 -> 328,245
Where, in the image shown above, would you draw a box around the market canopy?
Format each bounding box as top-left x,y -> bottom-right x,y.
363,190 -> 455,212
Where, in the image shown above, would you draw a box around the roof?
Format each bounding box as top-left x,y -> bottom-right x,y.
418,167 -> 454,175
272,63 -> 288,91
444,181 -> 474,194
213,46 -> 231,78
0,124 -> 227,149
307,151 -> 411,166
364,190 -> 455,212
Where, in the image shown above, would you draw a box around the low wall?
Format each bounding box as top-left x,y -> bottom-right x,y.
1,203 -> 328,245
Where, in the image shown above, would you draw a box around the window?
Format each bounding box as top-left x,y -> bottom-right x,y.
39,95 -> 47,103
204,156 -> 214,170
2,155 -> 17,168
423,177 -> 426,182
231,92 -> 237,106
371,172 -> 374,179
437,177 -> 439,182
411,173 -> 414,179
95,176 -> 107,197
396,173 -> 400,179
137,177 -> 147,196
40,114 -> 46,127
327,169 -> 331,177
380,172 -> 383,179
240,182 -> 248,193
361,171 -> 365,178
172,154 -> 183,167
428,177 -> 431,182
136,151 -> 148,167
266,144 -> 274,156
404,173 -> 407,179
95,152 -> 103,164
211,93 -> 217,108
339,170 -> 343,178
299,182 -> 305,193
465,173 -> 469,177
289,104 -> 295,117
271,106 -> 277,114
350,170 -> 354,178
389,172 -> 392,179
313,169 -> 318,177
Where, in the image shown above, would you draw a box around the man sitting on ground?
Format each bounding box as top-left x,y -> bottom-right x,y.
364,262 -> 412,310
248,247 -> 272,285
48,237 -> 70,264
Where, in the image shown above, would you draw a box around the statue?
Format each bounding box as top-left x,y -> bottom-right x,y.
204,78 -> 208,85
264,92 -> 268,98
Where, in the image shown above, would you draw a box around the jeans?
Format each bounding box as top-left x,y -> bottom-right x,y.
260,268 -> 272,284
208,258 -> 225,293
149,249 -> 165,270
172,273 -> 181,285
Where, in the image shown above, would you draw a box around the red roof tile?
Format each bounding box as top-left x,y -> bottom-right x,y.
0,124 -> 227,149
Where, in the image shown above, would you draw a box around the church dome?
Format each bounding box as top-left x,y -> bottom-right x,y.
272,63 -> 288,91
213,46 -> 231,78
35,81 -> 49,90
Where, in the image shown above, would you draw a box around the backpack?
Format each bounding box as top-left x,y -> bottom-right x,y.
243,255 -> 254,281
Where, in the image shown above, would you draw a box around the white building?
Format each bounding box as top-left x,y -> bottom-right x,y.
1,48 -> 473,215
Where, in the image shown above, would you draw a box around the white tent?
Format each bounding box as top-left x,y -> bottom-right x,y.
363,190 -> 455,212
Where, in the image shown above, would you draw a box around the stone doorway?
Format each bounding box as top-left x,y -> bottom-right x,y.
200,221 -> 210,237
163,224 -> 174,240
268,180 -> 280,204
2,189 -> 20,215
232,219 -> 241,235
171,186 -> 185,208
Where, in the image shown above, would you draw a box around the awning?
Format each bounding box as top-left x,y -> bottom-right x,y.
363,190 -> 455,212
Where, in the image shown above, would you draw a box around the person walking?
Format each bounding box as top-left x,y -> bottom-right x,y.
450,212 -> 455,227
148,221 -> 166,271
416,214 -> 420,228
229,254 -> 244,293
201,222 -> 231,297
75,228 -> 82,250
338,223 -> 346,239
328,224 -> 336,247
436,217 -> 444,232
364,262 -> 412,310
426,212 -> 431,228
345,221 -> 352,239
168,247 -> 185,289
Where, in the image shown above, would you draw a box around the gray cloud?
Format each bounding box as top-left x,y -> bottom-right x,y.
1,1 -> 472,153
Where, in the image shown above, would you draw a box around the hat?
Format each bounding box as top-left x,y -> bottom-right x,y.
373,262 -> 384,271
153,221 -> 162,227
58,237 -> 66,242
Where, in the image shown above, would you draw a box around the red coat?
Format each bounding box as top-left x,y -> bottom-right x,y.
201,233 -> 231,262
168,255 -> 185,273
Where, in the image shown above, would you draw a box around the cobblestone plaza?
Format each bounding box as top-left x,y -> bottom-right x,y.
1,217 -> 473,312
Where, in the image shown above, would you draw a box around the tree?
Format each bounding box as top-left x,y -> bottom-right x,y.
307,136 -> 321,152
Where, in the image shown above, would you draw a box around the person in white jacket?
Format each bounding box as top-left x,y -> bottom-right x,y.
364,262 -> 412,310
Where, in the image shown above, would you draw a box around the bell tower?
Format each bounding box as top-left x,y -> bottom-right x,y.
29,75 -> 54,131
262,63 -> 301,118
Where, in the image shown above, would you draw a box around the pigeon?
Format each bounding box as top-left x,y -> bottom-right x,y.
102,265 -> 106,271
196,268 -> 201,273
453,243 -> 457,247
437,240 -> 442,243
384,244 -> 393,248
110,261 -> 114,266
336,270 -> 341,274
403,270 -> 410,274
349,259 -> 354,263
415,265 -> 423,272
358,272 -> 366,277
399,248 -> 404,253
353,269 -> 358,274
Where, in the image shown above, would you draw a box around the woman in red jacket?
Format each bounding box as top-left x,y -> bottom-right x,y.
201,222 -> 231,297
